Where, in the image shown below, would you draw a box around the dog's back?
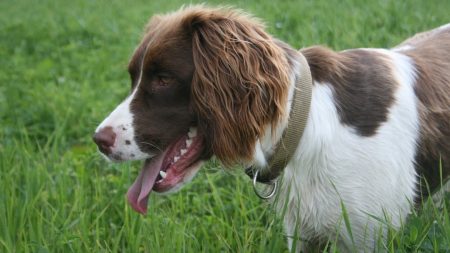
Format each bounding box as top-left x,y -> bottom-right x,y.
395,24 -> 450,196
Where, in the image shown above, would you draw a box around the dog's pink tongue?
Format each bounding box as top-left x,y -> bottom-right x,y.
127,154 -> 165,214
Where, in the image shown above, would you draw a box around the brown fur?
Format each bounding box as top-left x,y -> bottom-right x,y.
399,26 -> 450,195
301,46 -> 397,136
185,6 -> 291,165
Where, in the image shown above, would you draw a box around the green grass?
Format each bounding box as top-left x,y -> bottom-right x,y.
1,0 -> 449,252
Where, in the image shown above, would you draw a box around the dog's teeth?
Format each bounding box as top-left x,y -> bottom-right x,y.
159,171 -> 167,179
180,149 -> 187,155
186,139 -> 192,147
156,179 -> 163,183
188,127 -> 197,138
174,156 -> 180,162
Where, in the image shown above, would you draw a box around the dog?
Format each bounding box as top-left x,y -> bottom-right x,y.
93,5 -> 450,252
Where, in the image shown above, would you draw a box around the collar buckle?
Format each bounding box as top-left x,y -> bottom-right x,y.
251,169 -> 278,199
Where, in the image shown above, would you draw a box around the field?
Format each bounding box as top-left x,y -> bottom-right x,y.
1,0 -> 449,252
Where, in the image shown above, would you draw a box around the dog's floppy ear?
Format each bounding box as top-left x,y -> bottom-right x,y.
185,7 -> 290,166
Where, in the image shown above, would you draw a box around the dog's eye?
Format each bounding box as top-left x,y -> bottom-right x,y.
157,75 -> 172,87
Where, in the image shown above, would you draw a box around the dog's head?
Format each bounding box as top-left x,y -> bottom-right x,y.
93,5 -> 291,213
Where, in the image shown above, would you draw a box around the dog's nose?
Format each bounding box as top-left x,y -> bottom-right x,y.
93,127 -> 116,155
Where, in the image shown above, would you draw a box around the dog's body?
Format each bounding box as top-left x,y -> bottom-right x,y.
93,6 -> 450,252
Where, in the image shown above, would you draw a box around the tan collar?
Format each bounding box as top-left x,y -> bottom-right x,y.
245,52 -> 312,193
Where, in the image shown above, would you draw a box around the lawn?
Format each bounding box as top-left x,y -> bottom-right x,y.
1,0 -> 449,252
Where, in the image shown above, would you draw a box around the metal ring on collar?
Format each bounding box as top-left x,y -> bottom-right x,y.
252,170 -> 278,199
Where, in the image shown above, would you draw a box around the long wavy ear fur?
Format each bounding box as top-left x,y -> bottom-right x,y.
183,6 -> 291,166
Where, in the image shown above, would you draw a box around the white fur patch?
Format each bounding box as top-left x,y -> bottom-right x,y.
393,44 -> 414,52
95,89 -> 150,161
95,62 -> 151,161
437,23 -> 450,32
258,50 -> 420,251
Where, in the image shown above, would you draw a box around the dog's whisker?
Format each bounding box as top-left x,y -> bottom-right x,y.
140,141 -> 162,152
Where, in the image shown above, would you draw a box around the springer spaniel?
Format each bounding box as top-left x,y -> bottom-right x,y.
93,6 -> 450,252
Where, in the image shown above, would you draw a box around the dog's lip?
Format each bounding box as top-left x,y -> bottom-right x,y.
153,134 -> 204,192
126,128 -> 204,214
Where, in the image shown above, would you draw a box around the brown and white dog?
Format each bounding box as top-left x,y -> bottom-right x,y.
93,5 -> 450,252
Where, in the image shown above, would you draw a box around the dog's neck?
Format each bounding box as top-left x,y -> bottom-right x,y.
251,43 -> 309,170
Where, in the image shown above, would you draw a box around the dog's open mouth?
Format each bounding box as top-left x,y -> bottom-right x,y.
127,127 -> 204,214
